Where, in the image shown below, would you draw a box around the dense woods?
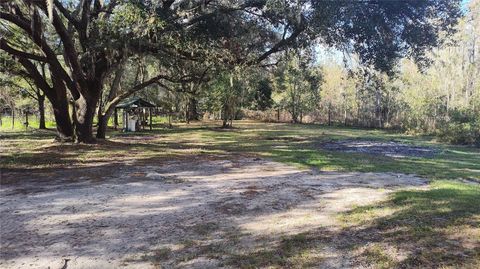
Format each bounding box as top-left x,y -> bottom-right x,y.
1,0 -> 477,145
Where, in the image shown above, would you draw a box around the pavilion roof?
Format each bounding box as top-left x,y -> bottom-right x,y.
116,97 -> 156,108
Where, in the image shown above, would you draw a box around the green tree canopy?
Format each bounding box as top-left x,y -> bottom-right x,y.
0,0 -> 463,142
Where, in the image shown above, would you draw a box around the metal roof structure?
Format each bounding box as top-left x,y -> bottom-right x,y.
115,97 -> 156,109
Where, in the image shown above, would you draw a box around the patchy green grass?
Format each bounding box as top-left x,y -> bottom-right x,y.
2,120 -> 479,181
361,245 -> 398,269
213,122 -> 479,182
340,181 -> 480,268
227,233 -> 324,269
205,227 -> 344,269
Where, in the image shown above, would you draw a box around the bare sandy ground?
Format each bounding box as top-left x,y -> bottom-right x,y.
0,158 -> 427,269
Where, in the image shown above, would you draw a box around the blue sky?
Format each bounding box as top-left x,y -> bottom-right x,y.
315,0 -> 474,66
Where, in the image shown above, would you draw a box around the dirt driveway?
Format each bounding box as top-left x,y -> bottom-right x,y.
0,157 -> 426,269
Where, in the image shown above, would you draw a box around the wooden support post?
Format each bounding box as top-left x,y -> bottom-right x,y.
124,110 -> 128,132
149,108 -> 153,130
143,108 -> 146,130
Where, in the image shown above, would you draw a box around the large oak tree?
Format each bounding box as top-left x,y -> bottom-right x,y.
1,0 -> 462,142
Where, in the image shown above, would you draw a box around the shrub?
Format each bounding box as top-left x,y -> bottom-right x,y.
438,108 -> 480,147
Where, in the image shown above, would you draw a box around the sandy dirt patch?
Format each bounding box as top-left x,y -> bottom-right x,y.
0,158 -> 427,268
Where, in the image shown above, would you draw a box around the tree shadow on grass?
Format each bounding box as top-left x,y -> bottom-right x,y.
225,231 -> 331,268
0,140 -> 134,172
337,181 -> 480,268
227,181 -> 479,268
0,129 -> 57,140
0,137 -> 215,174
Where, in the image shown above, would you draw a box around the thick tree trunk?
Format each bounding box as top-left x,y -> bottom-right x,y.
96,65 -> 125,139
114,109 -> 118,130
96,102 -> 109,139
187,97 -> 199,121
73,95 -> 98,143
96,104 -> 118,139
221,103 -> 230,128
96,114 -> 109,139
291,106 -> 298,123
221,107 -> 228,128
51,99 -> 74,141
38,94 -> 46,129
48,77 -> 74,140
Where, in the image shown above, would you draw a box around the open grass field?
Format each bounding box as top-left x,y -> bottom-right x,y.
0,116 -> 57,131
1,120 -> 479,268
2,120 -> 479,181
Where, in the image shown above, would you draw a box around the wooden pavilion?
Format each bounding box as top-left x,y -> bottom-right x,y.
115,97 -> 156,131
